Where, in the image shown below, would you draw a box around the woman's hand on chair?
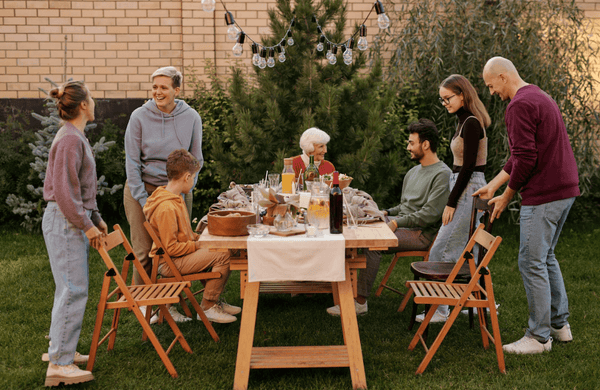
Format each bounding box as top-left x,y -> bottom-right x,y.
85,226 -> 104,250
442,206 -> 455,225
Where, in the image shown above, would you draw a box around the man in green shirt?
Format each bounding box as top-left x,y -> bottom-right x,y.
327,119 -> 451,316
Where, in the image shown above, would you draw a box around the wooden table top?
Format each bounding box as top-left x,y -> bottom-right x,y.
198,222 -> 398,251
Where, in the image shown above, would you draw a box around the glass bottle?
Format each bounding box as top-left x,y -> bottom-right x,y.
281,157 -> 295,194
329,171 -> 343,234
303,155 -> 319,191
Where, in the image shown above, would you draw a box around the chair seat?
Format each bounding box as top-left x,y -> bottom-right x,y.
411,261 -> 470,281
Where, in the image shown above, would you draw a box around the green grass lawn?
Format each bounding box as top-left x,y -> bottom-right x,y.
1,219 -> 599,390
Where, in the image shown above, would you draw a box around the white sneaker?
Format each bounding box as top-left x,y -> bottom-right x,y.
45,363 -> 94,387
461,303 -> 500,316
168,306 -> 192,323
415,310 -> 448,323
218,299 -> 241,315
140,306 -> 159,324
200,304 -> 237,323
326,300 -> 368,316
503,336 -> 552,354
550,324 -> 573,342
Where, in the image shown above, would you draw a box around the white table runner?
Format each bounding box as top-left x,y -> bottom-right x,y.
247,232 -> 346,283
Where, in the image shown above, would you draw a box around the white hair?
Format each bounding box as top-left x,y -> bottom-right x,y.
299,127 -> 330,154
151,66 -> 182,88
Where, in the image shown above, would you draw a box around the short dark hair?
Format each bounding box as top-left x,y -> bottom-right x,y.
406,118 -> 440,153
166,149 -> 200,180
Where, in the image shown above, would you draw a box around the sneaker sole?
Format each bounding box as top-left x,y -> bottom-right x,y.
45,373 -> 94,386
207,317 -> 237,324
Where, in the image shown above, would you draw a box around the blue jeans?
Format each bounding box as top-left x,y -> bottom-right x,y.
42,202 -> 91,366
519,197 -> 575,342
429,171 -> 487,263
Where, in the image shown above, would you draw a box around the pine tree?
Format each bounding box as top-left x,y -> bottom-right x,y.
208,0 -> 417,207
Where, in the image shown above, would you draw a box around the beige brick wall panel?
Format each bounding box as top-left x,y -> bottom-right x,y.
72,1 -> 94,9
29,50 -> 51,58
95,18 -> 118,26
129,42 -> 150,50
86,74 -> 107,82
169,9 -> 183,18
1,91 -> 19,98
116,66 -> 139,74
128,74 -> 150,82
63,26 -> 85,34
117,50 -> 141,58
107,26 -> 129,34
17,26 -> 41,33
160,1 -> 181,10
126,91 -> 148,98
0,26 -> 18,33
96,50 -> 118,59
4,17 -> 27,25
82,10 -> 104,17
94,34 -> 117,42
49,17 -> 71,25
116,35 -> 140,42
0,43 -> 18,50
104,10 -> 126,18
106,42 -> 127,50
28,1 -> 50,9
106,58 -> 128,66
28,66 -> 51,74
6,66 -> 26,74
40,58 -> 63,66
116,18 -> 139,26
128,58 -> 151,66
19,91 -> 45,97
247,3 -> 269,11
138,2 -> 162,10
92,66 -> 116,74
40,26 -> 63,33
27,33 -> 50,41
14,10 -> 35,17
586,11 -> 600,17
49,1 -> 71,9
150,58 -> 181,66
116,1 -> 138,10
37,9 -> 60,17
72,34 -> 94,42
150,26 -> 173,34
96,82 -> 119,91
139,50 -> 160,58
4,1 -> 23,7
60,10 -> 83,18
19,74 -> 43,83
138,34 -> 161,42
5,33 -> 27,41
94,1 -> 116,10
72,18 -> 95,26
139,18 -> 160,26
148,10 -> 171,18
118,82 -> 140,90
85,26 -> 108,34
129,26 -> 150,34
125,10 -> 148,18
171,25 -> 182,34
0,75 -> 14,82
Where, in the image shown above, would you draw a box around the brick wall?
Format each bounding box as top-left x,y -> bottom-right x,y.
0,0 -> 599,98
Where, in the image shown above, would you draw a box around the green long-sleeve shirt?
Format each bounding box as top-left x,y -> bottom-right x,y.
387,161 -> 451,241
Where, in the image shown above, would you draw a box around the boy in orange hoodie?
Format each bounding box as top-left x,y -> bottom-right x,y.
143,149 -> 240,323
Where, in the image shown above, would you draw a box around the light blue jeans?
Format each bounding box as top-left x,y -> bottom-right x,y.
519,197 -> 575,342
429,171 -> 487,264
42,202 -> 91,366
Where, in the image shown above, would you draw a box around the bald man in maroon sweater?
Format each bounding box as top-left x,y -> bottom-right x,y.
474,57 -> 579,355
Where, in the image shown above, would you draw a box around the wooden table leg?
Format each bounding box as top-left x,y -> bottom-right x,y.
234,281 -> 260,390
338,264 -> 367,389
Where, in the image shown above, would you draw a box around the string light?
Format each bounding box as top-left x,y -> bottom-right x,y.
203,0 -> 390,69
374,1 -> 390,29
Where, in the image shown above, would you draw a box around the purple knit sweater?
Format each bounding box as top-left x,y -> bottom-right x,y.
43,122 -> 101,232
503,85 -> 580,206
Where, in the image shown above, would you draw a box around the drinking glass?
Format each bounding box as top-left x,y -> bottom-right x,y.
268,173 -> 280,190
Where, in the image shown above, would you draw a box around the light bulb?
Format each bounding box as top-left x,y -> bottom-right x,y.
287,37 -> 294,46
357,36 -> 368,51
267,57 -> 275,68
232,43 -> 243,57
252,53 -> 260,66
326,49 -> 332,60
316,42 -> 324,52
343,48 -> 352,65
377,13 -> 390,29
328,56 -> 337,65
227,25 -> 240,41
259,57 -> 266,69
232,32 -> 245,57
201,0 -> 215,13
278,52 -> 286,62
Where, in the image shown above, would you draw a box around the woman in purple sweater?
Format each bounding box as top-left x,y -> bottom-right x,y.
42,81 -> 107,386
417,74 -> 491,323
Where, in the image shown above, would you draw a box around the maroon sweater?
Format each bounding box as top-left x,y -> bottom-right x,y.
503,85 -> 579,206
43,122 -> 102,232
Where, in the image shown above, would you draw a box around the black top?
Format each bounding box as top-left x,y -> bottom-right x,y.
447,107 -> 485,208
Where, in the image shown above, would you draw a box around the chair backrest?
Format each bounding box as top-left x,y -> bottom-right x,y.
98,224 -> 154,286
143,221 -> 186,282
446,224 -> 502,284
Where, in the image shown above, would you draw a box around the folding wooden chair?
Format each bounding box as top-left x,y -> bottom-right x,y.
86,224 -> 193,378
143,220 -> 220,342
402,224 -> 505,374
399,196 -> 494,330
374,235 -> 436,297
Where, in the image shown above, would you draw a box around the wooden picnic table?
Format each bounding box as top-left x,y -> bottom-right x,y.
198,222 -> 398,390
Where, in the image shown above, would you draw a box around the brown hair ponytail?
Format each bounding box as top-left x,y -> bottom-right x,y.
49,81 -> 88,120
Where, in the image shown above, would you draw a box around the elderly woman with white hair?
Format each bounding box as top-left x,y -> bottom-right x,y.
123,66 -> 203,322
292,127 -> 335,179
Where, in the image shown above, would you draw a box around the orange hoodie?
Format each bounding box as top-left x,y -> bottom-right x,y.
143,186 -> 198,259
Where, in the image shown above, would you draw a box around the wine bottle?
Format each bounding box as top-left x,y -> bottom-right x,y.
303,155 -> 319,191
330,171 -> 343,234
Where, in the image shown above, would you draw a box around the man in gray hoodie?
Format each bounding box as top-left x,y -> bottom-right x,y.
123,67 -> 203,321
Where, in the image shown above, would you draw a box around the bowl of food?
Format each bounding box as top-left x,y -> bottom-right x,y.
323,173 -> 353,189
247,224 -> 270,238
207,210 -> 256,236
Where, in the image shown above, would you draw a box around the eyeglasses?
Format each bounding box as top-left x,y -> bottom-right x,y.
439,95 -> 456,105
